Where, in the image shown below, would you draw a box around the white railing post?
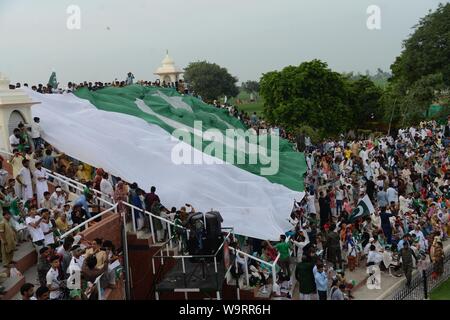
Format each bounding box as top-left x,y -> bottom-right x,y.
97,275 -> 103,300
148,211 -> 156,244
235,252 -> 240,289
272,253 -> 280,293
244,256 -> 249,287
271,264 -> 276,293
131,207 -> 136,234
182,257 -> 186,274
151,258 -> 156,275
167,222 -> 173,248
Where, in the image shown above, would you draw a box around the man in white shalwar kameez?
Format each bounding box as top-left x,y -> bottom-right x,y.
34,161 -> 48,207
16,159 -> 33,201
100,173 -> 114,202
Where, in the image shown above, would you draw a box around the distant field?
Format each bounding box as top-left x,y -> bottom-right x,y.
236,102 -> 265,117
229,90 -> 265,117
430,278 -> 450,300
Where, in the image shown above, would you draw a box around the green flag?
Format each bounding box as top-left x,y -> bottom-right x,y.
348,195 -> 375,222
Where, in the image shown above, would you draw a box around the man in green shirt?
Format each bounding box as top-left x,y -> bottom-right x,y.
270,234 -> 292,277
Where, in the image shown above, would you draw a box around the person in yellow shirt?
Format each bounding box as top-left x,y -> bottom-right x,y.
55,213 -> 69,233
344,147 -> 352,160
81,163 -> 93,181
76,164 -> 86,181
8,150 -> 24,182
84,238 -> 107,269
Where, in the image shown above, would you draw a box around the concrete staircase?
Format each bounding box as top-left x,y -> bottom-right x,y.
0,241 -> 37,300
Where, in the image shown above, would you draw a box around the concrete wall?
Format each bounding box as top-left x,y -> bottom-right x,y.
80,213 -> 122,250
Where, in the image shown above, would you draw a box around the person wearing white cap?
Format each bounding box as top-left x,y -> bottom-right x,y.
50,187 -> 67,211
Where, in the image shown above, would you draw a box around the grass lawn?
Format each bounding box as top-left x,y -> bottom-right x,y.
430,277 -> 450,300
227,89 -> 265,117
236,101 -> 265,117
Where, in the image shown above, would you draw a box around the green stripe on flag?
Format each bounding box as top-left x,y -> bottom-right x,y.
74,85 -> 306,191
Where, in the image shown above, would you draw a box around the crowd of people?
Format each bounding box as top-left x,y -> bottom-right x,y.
213,101 -> 296,143
229,118 -> 449,300
2,78 -> 449,301
0,110 -> 208,300
0,121 -> 125,300
10,73 -> 190,97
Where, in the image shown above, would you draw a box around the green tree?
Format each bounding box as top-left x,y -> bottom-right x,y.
183,61 -> 239,101
387,3 -> 450,126
241,81 -> 260,94
260,60 -> 351,136
346,76 -> 384,128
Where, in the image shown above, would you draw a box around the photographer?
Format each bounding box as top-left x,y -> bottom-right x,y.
126,72 -> 135,85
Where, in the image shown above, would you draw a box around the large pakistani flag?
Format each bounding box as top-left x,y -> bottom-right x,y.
27,85 -> 306,240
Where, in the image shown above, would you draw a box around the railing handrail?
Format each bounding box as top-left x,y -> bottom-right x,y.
60,204 -> 118,239
228,246 -> 277,269
0,148 -> 195,242
51,170 -> 105,197
121,201 -> 184,230
0,148 -> 114,206
45,171 -> 115,208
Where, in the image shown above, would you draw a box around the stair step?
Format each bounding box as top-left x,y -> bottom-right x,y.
0,276 -> 25,300
13,241 -> 38,274
0,241 -> 38,300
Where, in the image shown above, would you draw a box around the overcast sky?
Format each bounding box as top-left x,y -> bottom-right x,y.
0,0 -> 444,85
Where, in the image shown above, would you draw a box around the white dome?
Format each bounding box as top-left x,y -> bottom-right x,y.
154,52 -> 183,76
162,54 -> 174,66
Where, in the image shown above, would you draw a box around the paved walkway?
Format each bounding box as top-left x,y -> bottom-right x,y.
353,238 -> 450,300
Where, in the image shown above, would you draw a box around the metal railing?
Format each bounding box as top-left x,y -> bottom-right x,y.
227,247 -> 281,296
1,148 -> 286,299
121,201 -> 189,248
152,228 -> 234,300
0,148 -> 189,248
151,225 -> 282,299
60,203 -> 118,239
390,254 -> 450,300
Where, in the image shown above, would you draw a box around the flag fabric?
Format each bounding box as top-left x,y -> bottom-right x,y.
74,85 -> 305,191
27,86 -> 307,240
348,195 -> 375,222
48,72 -> 58,89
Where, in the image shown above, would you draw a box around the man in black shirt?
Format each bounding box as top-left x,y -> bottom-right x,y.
444,116 -> 450,147
366,176 -> 376,202
318,191 -> 331,228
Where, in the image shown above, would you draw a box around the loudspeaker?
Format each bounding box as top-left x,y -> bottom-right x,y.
186,211 -> 224,259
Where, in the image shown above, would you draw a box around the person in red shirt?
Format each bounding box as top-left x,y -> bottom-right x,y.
93,168 -> 104,191
144,186 -> 160,211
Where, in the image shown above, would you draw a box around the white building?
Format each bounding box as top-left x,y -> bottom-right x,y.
154,51 -> 183,84
0,72 -> 39,152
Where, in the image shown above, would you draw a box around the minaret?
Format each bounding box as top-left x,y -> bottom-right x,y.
0,72 -> 40,152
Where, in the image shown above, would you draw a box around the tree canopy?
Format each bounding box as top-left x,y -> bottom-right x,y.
260,60 -> 353,136
183,61 -> 239,101
386,3 -> 450,126
346,76 -> 384,128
